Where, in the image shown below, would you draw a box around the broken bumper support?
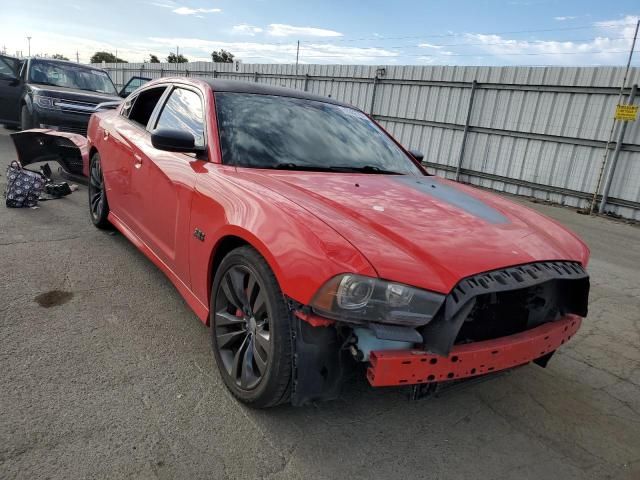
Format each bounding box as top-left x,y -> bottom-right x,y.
367,315 -> 581,387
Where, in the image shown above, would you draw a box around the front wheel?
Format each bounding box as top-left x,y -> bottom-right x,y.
88,152 -> 111,229
210,246 -> 292,408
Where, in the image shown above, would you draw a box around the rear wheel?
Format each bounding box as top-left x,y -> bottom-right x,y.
210,246 -> 292,408
88,152 -> 111,229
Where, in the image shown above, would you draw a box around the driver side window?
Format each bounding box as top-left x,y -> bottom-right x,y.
154,87 -> 205,148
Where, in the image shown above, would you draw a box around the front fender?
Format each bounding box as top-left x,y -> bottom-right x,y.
189,165 -> 376,311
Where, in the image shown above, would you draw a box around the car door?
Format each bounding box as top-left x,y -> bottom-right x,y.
118,76 -> 151,98
101,85 -> 169,233
132,84 -> 206,284
0,55 -> 22,124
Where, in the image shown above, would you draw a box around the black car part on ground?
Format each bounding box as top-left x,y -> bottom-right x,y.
10,131 -> 84,176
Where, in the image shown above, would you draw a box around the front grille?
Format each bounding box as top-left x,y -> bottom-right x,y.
447,262 -> 588,316
56,99 -> 98,115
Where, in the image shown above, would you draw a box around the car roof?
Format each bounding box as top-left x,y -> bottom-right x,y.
203,79 -> 352,108
28,57 -> 109,73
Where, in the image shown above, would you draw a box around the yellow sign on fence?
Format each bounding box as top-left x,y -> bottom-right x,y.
615,104 -> 638,121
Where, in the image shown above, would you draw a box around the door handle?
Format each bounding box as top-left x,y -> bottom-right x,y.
103,129 -> 109,140
133,153 -> 143,168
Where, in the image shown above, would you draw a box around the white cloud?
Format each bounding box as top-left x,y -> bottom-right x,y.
149,1 -> 176,7
463,15 -> 638,65
266,24 -> 342,38
418,43 -> 443,49
594,15 -> 639,30
232,24 -> 264,36
172,6 -> 221,15
147,37 -> 396,64
554,16 -> 577,21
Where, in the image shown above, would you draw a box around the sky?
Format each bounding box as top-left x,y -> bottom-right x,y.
0,0 -> 639,66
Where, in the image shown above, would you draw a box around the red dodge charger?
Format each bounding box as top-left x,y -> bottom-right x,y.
13,78 -> 590,407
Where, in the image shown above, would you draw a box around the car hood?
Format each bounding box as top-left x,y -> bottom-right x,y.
239,170 -> 589,294
29,84 -> 120,106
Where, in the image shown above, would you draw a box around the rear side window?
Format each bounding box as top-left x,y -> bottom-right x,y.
155,88 -> 205,147
126,87 -> 167,127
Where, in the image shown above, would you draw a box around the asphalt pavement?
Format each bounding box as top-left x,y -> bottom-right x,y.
1,126 -> 639,479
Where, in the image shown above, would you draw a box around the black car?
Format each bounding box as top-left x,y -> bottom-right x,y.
0,55 -> 149,136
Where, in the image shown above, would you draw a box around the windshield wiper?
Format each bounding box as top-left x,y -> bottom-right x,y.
272,163 -> 404,174
350,165 -> 405,175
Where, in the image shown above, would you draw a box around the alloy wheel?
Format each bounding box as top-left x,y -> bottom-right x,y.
89,157 -> 104,220
214,265 -> 272,390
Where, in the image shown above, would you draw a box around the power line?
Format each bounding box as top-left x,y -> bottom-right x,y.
301,22 -> 639,43
288,49 -> 632,59
303,36 -> 635,51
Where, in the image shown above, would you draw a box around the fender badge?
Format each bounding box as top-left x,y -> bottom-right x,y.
193,228 -> 205,241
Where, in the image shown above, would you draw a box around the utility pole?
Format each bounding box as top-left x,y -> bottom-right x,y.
598,84 -> 637,214
589,19 -> 639,214
295,40 -> 300,89
26,36 -> 31,57
76,50 -> 80,63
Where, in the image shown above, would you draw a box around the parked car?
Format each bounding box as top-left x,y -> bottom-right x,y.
12,78 -> 590,408
0,54 -> 148,136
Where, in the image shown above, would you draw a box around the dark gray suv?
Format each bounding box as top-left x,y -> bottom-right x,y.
0,55 -> 148,136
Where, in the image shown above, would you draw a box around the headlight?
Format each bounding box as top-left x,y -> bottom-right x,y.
33,95 -> 60,110
310,274 -> 445,327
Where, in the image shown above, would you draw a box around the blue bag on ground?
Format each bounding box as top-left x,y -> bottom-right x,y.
4,160 -> 46,208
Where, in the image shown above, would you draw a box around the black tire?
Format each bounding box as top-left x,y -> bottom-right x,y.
20,105 -> 33,130
210,246 -> 292,408
88,152 -> 111,229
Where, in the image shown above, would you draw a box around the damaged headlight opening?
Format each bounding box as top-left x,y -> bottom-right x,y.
310,274 -> 445,327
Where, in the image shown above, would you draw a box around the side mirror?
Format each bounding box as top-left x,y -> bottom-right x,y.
408,149 -> 424,162
151,128 -> 204,154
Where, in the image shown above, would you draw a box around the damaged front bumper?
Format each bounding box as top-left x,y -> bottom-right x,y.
10,129 -> 89,177
289,260 -> 589,405
367,314 -> 581,387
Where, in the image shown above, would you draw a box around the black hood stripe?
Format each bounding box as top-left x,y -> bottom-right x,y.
393,176 -> 509,224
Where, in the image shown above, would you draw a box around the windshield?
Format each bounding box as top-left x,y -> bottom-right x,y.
29,60 -> 118,95
215,93 -> 423,175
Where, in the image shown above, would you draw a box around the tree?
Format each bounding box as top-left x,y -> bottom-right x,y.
51,54 -> 69,61
90,51 -> 127,63
211,49 -> 234,63
149,54 -> 160,63
167,52 -> 188,63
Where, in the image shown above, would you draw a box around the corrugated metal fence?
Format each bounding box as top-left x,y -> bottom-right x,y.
95,62 -> 640,220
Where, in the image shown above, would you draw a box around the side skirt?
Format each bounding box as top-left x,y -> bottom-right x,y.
108,211 -> 209,323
